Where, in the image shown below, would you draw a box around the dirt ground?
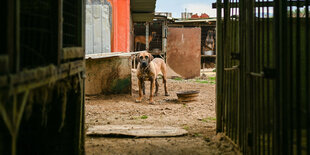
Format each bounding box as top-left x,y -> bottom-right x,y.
85,69 -> 239,155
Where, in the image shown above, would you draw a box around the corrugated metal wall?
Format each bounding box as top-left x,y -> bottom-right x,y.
85,0 -> 112,54
216,0 -> 310,154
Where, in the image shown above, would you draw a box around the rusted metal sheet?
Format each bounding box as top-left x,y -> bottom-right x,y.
166,28 -> 201,79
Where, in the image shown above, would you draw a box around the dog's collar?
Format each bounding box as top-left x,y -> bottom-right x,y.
140,64 -> 150,71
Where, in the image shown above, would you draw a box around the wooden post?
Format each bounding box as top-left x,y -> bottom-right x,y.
146,22 -> 149,51
58,0 -> 63,65
162,20 -> 167,62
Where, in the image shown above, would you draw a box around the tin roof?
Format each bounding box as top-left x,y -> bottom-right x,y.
174,18 -> 217,23
131,0 -> 157,22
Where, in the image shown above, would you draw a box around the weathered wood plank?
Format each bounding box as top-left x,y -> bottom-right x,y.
0,60 -> 85,93
87,125 -> 188,137
0,55 -> 9,74
63,47 -> 84,60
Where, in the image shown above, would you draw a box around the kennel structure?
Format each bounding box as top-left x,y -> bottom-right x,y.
215,0 -> 310,154
0,0 -> 85,154
169,19 -> 217,69
133,15 -> 169,57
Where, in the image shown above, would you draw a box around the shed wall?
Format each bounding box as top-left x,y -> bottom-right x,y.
85,56 -> 131,95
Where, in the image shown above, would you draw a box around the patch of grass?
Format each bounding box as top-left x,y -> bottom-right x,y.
201,119 -> 208,122
209,81 -> 216,84
183,125 -> 190,131
208,117 -> 216,121
172,77 -> 183,81
194,77 -> 216,84
140,115 -> 148,119
193,133 -> 202,137
212,69 -> 216,72
200,117 -> 217,122
195,79 -> 209,84
209,77 -> 216,81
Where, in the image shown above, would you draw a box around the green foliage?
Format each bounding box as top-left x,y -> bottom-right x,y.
193,133 -> 202,137
140,115 -> 148,119
194,77 -> 216,84
172,77 -> 183,81
183,125 -> 190,131
200,117 -> 216,122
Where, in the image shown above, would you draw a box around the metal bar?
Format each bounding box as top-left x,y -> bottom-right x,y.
280,1 -> 288,154
289,1 -> 294,154
227,0 -> 232,139
273,0 -> 281,153
253,1 -> 258,153
261,1 -> 267,153
306,0 -> 310,154
266,0 -> 272,153
296,1 -> 302,154
216,0 -> 224,133
257,1 -> 262,153
232,0 -> 238,143
224,65 -> 239,71
239,0 -> 246,151
245,0 -> 254,153
224,0 -> 230,137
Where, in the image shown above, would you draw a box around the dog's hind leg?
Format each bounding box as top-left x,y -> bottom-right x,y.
161,64 -> 169,96
163,76 -> 169,96
155,79 -> 159,96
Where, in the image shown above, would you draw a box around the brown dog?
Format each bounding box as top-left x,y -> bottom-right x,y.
135,51 -> 169,104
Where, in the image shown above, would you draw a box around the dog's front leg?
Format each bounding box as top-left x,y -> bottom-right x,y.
149,78 -> 155,104
135,78 -> 143,103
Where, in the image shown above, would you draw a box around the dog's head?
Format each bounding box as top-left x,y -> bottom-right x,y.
137,51 -> 154,68
151,32 -> 156,37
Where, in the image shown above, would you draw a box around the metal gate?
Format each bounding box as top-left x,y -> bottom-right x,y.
85,0 -> 112,54
215,0 -> 310,154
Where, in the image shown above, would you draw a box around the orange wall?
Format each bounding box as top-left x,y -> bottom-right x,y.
108,0 -> 130,52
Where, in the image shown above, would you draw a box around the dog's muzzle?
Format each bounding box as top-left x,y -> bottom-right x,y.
141,61 -> 148,68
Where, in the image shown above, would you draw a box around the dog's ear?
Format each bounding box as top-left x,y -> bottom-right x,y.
148,53 -> 154,63
136,53 -> 140,63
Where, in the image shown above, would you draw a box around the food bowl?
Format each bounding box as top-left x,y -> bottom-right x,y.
176,91 -> 200,102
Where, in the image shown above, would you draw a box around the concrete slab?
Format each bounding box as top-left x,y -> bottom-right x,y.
86,125 -> 188,138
